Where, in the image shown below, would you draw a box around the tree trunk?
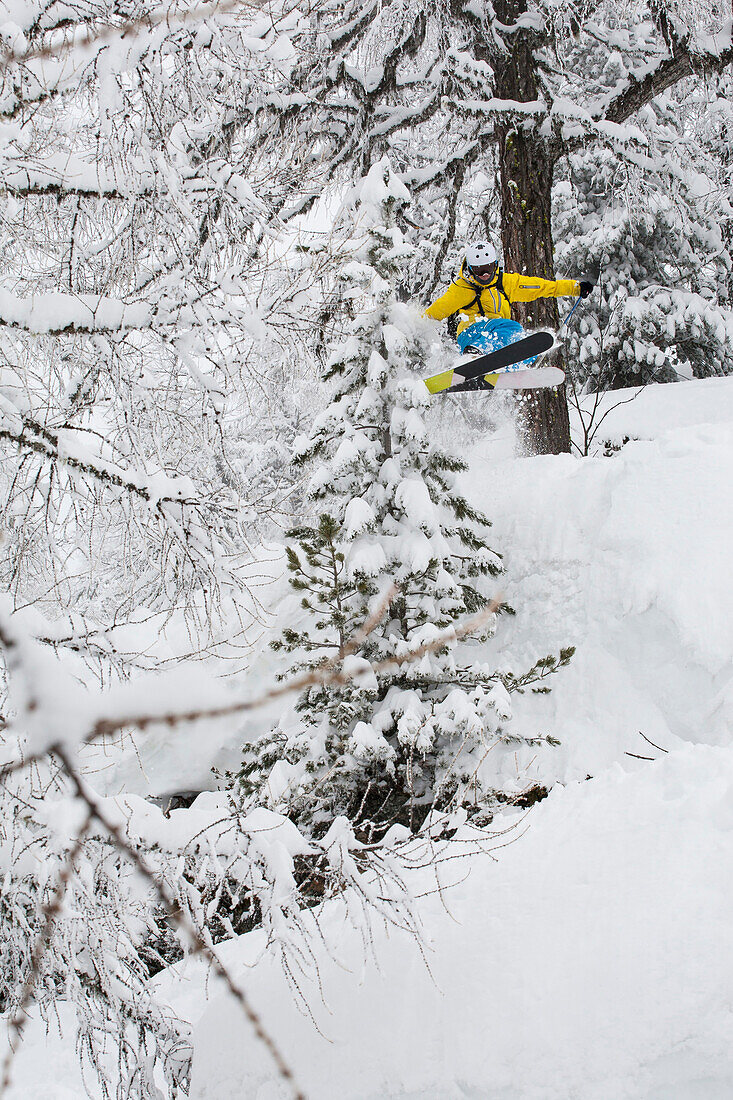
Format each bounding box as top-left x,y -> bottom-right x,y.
493,0 -> 571,455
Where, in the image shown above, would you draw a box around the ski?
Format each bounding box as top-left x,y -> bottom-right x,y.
424,330 -> 555,394
450,364 -> 565,393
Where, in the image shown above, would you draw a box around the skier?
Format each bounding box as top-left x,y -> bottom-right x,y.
424,241 -> 595,360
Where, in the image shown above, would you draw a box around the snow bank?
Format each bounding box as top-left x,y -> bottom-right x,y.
178,377 -> 733,1099
184,743 -> 733,1099
469,377 -> 733,791
2,1005 -> 101,1099
570,374 -> 733,447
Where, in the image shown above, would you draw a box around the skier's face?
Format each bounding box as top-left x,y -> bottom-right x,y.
470,262 -> 497,284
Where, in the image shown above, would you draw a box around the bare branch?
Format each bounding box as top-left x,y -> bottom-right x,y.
0,815 -> 92,1099
0,0 -> 292,74
56,748 -> 307,1100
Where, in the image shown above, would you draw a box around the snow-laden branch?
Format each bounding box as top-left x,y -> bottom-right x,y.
0,157 -> 156,199
0,53 -> 89,120
542,27 -> 733,160
0,153 -> 267,203
0,591 -> 502,774
0,286 -> 267,347
0,0 -> 285,73
0,289 -> 151,334
0,398 -> 204,506
402,142 -> 481,192
602,24 -> 733,126
453,95 -> 547,120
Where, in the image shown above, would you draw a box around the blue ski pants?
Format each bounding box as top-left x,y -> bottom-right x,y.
456,318 -> 541,369
456,318 -> 525,354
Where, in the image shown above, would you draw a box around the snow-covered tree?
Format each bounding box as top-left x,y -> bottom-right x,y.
554,141 -> 733,389
0,0 -> 333,646
1,0 -> 729,1092
226,0 -> 733,451
238,162 -> 571,839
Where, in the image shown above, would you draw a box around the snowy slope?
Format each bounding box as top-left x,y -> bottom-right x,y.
176,377 -> 733,1100
183,744 -> 733,1100
467,377 -> 733,791
11,378 -> 732,1099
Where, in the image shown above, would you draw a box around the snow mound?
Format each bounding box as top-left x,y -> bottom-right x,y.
179,377 -> 733,1100
469,377 -> 733,793
185,743 -> 733,1099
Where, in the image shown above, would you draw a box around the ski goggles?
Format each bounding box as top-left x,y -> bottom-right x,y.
469,262 -> 497,283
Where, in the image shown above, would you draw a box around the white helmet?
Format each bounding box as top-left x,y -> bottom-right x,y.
465,241 -> 499,283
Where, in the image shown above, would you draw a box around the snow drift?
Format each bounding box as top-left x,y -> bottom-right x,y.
185,743 -> 733,1099
179,377 -> 733,1100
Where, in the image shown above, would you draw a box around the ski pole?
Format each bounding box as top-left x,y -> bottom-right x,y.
559,296 -> 582,331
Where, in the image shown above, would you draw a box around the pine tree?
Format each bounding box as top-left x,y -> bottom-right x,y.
554,147 -> 733,389
237,161 -> 571,840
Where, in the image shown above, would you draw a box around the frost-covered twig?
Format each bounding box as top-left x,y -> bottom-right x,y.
0,815 -> 92,1099
0,593 -> 502,780
56,749 -> 307,1100
0,0 -> 293,73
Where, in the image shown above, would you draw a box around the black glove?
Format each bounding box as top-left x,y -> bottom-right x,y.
578,264 -> 600,299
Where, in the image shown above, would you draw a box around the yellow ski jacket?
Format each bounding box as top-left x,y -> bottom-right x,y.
425,261 -> 580,334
